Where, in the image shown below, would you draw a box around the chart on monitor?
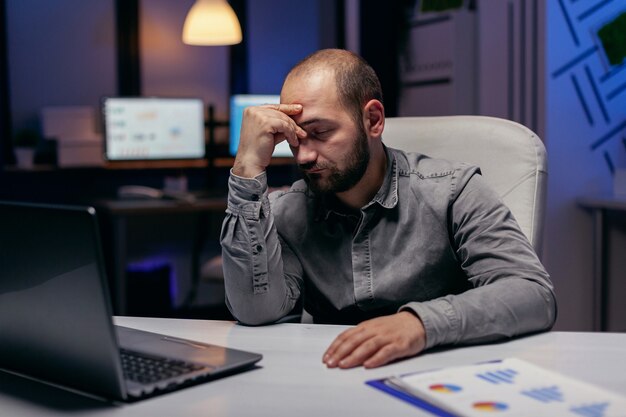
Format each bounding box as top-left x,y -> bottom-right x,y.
102,97 -> 206,165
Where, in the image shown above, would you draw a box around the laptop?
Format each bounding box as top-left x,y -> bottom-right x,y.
0,201 -> 262,402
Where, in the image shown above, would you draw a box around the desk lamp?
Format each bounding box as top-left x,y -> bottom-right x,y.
182,0 -> 242,46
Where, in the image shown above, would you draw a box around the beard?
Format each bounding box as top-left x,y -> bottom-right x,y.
300,124 -> 370,195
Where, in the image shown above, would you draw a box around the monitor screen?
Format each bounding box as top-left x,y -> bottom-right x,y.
229,95 -> 293,158
102,97 -> 205,162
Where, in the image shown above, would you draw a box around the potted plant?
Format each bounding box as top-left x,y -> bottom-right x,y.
13,129 -> 39,169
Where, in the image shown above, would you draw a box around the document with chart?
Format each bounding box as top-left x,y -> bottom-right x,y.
367,357 -> 626,417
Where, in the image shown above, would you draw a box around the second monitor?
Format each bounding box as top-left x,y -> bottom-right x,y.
229,95 -> 293,158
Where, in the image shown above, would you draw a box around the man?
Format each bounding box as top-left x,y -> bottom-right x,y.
220,49 -> 556,369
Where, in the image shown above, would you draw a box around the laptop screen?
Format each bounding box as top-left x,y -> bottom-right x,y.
0,202 -> 127,399
229,95 -> 293,158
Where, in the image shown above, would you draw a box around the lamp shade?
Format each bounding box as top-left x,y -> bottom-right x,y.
182,0 -> 242,46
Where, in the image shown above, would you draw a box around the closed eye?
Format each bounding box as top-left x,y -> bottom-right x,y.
311,129 -> 333,139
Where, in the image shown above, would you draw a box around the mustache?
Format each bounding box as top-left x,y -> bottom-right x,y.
299,162 -> 325,171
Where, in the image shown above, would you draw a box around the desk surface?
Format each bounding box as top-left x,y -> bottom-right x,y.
2,318 -> 626,416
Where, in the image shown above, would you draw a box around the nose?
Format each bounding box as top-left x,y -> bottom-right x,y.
294,137 -> 318,165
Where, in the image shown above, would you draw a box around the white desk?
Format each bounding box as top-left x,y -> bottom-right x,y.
2,317 -> 626,416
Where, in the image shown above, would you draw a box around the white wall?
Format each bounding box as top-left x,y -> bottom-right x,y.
545,1 -> 626,330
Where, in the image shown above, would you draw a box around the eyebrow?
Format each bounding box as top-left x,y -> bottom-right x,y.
298,118 -> 334,128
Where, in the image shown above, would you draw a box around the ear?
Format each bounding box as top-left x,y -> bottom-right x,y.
363,99 -> 385,138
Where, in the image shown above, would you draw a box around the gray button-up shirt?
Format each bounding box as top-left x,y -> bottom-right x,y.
221,147 -> 556,349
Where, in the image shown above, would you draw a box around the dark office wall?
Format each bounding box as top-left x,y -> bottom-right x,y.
0,0 -> 11,167
139,0 -> 231,122
0,0 -> 329,201
116,0 -> 141,96
359,0 -> 407,117
544,1 -> 626,331
247,0 -> 321,94
4,0 -> 334,148
1,0 -> 144,204
6,0 -> 117,135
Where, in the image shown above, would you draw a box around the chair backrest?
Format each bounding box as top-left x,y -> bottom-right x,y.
383,116 -> 547,254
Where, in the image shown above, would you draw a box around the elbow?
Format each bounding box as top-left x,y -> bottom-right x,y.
234,315 -> 275,327
231,306 -> 281,326
527,281 -> 557,333
544,287 -> 558,330
225,295 -> 291,326
509,277 -> 557,336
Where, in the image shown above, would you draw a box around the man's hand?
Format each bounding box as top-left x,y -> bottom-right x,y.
232,104 -> 307,178
322,311 -> 427,369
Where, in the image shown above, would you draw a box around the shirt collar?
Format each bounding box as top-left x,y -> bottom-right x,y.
367,145 -> 399,210
314,145 -> 399,221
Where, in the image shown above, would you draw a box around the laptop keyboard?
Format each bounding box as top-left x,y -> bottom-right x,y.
120,348 -> 207,384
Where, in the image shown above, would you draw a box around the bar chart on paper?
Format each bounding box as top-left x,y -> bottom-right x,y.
368,358 -> 626,417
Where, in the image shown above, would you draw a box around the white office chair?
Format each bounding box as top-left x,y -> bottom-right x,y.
383,116 -> 547,255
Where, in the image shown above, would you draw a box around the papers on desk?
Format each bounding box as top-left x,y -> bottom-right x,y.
367,358 -> 626,417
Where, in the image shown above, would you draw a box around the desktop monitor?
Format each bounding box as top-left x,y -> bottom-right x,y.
229,95 -> 293,158
102,97 -> 206,164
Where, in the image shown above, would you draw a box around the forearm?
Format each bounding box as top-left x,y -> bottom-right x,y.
403,276 -> 556,349
405,173 -> 557,349
220,171 -> 300,325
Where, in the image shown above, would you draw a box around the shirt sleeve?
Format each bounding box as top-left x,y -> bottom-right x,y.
220,170 -> 303,325
401,172 -> 557,349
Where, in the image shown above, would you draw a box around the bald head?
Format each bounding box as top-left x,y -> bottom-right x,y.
282,49 -> 383,126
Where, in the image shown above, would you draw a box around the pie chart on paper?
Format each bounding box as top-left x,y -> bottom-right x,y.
472,401 -> 509,411
429,383 -> 463,393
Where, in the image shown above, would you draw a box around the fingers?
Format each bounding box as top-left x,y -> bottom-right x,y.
322,312 -> 427,370
272,118 -> 306,147
332,337 -> 386,369
323,327 -> 376,368
324,332 -> 402,369
255,105 -> 307,144
260,103 -> 303,116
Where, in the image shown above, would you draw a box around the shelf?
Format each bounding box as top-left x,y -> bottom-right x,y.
213,157 -> 295,168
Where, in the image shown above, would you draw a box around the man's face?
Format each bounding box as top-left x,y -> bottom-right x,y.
281,70 -> 370,195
